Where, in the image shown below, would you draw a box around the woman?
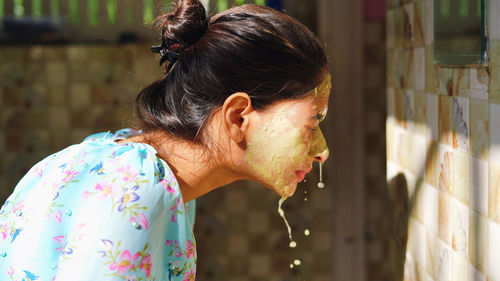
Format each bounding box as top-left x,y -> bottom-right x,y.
0,0 -> 330,280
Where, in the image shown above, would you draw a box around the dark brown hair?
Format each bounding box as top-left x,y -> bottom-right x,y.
135,0 -> 328,144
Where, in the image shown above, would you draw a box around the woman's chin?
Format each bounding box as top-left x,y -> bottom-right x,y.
274,182 -> 297,198
253,177 -> 298,198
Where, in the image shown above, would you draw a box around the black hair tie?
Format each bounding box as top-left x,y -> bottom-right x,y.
151,27 -> 180,72
151,46 -> 180,67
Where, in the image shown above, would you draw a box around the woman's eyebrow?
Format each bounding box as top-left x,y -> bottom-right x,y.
311,113 -> 324,121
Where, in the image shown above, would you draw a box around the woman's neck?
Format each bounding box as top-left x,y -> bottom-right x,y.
120,132 -> 239,202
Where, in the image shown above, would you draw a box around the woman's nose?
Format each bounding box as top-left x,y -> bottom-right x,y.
314,147 -> 329,163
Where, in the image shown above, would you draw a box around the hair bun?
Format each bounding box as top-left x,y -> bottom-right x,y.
156,0 -> 208,53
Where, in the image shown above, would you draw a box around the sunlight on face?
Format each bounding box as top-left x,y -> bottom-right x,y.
246,74 -> 331,198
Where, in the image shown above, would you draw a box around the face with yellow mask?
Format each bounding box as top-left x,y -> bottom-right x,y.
245,74 -> 331,198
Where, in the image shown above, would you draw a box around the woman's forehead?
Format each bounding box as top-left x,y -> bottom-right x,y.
271,96 -> 328,122
265,74 -> 332,119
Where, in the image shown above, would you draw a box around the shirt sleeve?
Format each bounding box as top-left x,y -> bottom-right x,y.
53,142 -> 166,281
0,135 -> 195,281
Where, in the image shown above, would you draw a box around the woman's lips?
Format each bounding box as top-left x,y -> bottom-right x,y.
295,170 -> 306,182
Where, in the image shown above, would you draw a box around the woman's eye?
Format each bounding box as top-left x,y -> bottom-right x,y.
311,127 -> 318,132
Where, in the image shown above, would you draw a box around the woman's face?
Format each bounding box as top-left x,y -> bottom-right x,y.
245,74 -> 331,198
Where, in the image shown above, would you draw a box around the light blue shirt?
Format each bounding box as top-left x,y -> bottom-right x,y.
0,129 -> 196,281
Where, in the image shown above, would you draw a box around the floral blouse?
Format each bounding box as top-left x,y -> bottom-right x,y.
0,129 -> 197,281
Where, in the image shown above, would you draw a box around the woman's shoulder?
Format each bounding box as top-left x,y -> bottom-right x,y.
82,128 -> 143,143
0,131 -> 196,281
5,129 -> 184,221
37,129 -> 160,173
18,129 -> 180,197
79,128 -> 159,166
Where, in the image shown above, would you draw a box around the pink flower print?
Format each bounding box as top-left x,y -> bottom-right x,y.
74,223 -> 87,241
116,165 -> 139,183
183,268 -> 195,281
81,191 -> 90,200
160,179 -> 176,194
12,201 -> 24,215
165,239 -> 173,247
130,213 -> 149,230
117,186 -> 140,212
54,210 -> 62,223
175,251 -> 183,258
109,250 -> 135,274
169,198 -> 182,222
139,254 -> 152,277
62,170 -> 79,182
170,204 -> 177,222
133,252 -> 140,261
53,235 -> 64,243
7,266 -> 14,276
185,240 -> 195,259
138,213 -> 149,230
52,235 -> 68,253
0,224 -> 9,240
80,151 -> 88,162
33,167 -> 43,177
94,182 -> 115,200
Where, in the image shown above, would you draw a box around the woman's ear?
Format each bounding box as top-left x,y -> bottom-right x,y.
222,92 -> 253,143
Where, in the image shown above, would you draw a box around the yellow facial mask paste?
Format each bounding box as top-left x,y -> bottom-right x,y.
314,72 -> 332,98
246,73 -> 331,246
246,105 -> 307,197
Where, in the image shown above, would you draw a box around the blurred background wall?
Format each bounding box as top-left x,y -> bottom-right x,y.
386,0 -> 500,281
0,0 -> 392,280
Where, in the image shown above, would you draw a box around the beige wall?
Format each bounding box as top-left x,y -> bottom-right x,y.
0,45 -> 161,199
386,0 -> 500,280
